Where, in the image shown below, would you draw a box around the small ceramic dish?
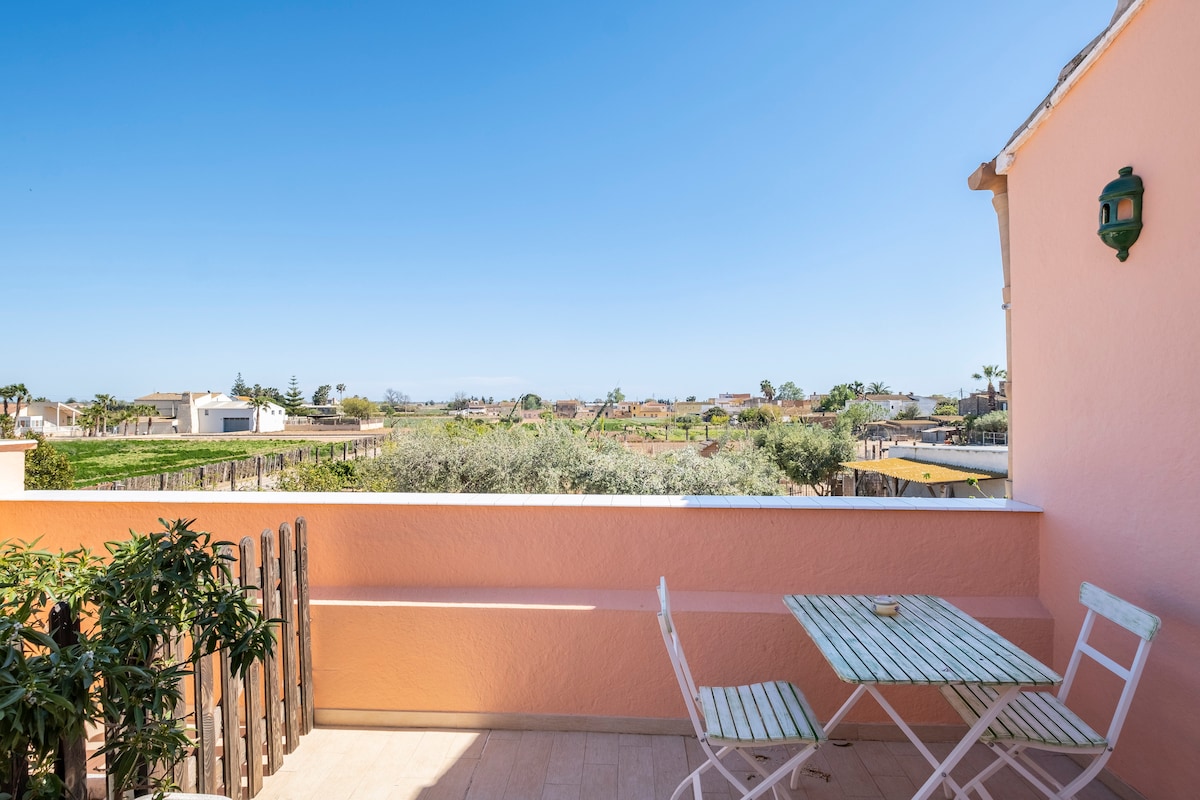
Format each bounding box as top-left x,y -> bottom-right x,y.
873,595 -> 900,616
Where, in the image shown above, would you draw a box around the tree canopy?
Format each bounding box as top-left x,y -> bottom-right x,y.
341,396 -> 379,420
342,421 -> 784,495
737,405 -> 781,428
758,423 -> 855,496
817,384 -> 856,412
283,376 -> 306,416
837,402 -> 886,435
776,381 -> 804,401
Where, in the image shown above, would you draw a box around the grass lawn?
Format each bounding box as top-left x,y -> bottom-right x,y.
53,438 -> 322,487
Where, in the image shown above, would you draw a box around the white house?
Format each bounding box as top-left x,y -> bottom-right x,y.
845,393 -> 938,419
176,392 -> 286,434
15,402 -> 82,437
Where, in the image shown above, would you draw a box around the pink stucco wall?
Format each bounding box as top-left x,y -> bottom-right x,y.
0,494 -> 1044,731
1006,0 -> 1200,796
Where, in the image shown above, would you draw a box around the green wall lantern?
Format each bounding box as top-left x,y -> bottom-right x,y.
1097,166 -> 1143,262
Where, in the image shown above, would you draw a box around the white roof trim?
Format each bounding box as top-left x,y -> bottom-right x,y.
996,0 -> 1147,175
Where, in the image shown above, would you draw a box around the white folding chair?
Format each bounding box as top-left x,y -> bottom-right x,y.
656,577 -> 826,800
940,582 -> 1161,800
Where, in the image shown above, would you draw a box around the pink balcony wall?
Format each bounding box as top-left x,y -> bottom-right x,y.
0,494 -> 1045,734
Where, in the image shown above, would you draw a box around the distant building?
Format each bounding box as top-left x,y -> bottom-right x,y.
846,394 -> 938,418
673,401 -> 708,416
554,400 -> 580,418
14,402 -> 81,437
633,402 -> 670,419
135,391 -> 195,420
958,392 -> 1008,416
174,392 -> 286,433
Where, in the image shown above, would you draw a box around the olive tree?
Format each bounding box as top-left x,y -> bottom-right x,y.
341,396 -> 379,420
758,423 -> 855,495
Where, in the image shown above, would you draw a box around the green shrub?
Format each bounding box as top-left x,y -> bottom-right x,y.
278,460 -> 359,492
975,410 -> 1009,432
22,433 -> 75,490
353,421 -> 784,495
0,520 -> 274,798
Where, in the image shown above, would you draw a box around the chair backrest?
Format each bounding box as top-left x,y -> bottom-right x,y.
657,577 -> 707,739
1059,582 -> 1161,748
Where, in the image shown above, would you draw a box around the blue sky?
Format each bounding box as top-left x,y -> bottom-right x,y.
2,2 -> 1113,403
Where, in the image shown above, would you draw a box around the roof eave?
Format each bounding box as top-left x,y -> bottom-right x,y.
996,0 -> 1147,175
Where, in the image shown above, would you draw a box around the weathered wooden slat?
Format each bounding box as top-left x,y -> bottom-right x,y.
823,594 -> 949,683
783,595 -> 896,683
901,596 -> 1055,684
295,516 -> 315,734
279,521 -> 302,754
167,631 -> 194,791
48,603 -> 87,800
239,537 -> 265,797
220,647 -> 243,799
259,528 -> 284,775
773,680 -> 824,741
737,685 -> 770,741
940,684 -> 1106,748
761,681 -> 800,740
1080,582 -> 1161,639
747,683 -> 783,741
698,681 -> 823,746
195,650 -> 218,794
784,594 -> 1061,687
218,547 -> 243,800
722,686 -> 753,741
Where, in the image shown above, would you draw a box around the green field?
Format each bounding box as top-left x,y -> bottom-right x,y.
53,439 -> 322,487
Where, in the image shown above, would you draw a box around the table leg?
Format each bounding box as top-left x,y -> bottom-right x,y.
826,684 -> 869,733
864,687 -> 965,799
909,685 -> 1022,800
791,685 -> 868,791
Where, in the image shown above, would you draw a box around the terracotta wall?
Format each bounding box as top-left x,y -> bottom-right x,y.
0,494 -> 1044,730
1006,0 -> 1200,796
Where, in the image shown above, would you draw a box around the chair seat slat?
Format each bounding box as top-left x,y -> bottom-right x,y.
941,684 -> 1107,749
700,682 -> 825,746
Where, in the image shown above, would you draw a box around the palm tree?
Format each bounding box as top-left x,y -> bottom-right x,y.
8,383 -> 28,434
248,395 -> 271,434
972,365 -> 1008,412
0,384 -> 23,437
78,405 -> 106,437
760,380 -> 775,402
866,382 -> 891,395
92,394 -> 115,435
134,404 -> 158,435
336,383 -> 346,403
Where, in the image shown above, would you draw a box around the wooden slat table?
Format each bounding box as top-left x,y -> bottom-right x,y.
784,594 -> 1061,800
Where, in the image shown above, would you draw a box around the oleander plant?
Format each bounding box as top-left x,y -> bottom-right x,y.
0,519 -> 275,800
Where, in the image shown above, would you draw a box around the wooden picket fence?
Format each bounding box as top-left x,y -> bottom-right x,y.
84,436 -> 385,491
61,517 -> 314,800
